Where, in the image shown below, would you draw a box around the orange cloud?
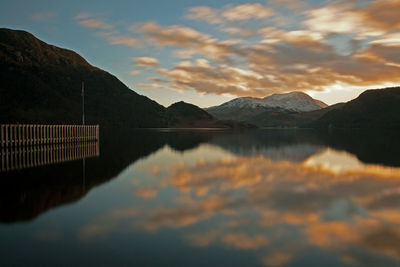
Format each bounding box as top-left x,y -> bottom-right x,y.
135,187 -> 158,199
133,57 -> 159,67
76,1 -> 400,101
221,233 -> 268,250
221,3 -> 273,21
263,250 -> 293,267
31,12 -> 56,22
362,0 -> 400,31
185,3 -> 273,24
221,27 -> 257,37
185,6 -> 221,24
269,0 -> 307,10
130,70 -> 141,76
97,32 -> 139,47
133,22 -> 236,62
78,18 -> 113,29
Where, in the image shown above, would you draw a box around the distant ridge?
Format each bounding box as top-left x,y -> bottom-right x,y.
207,87 -> 400,129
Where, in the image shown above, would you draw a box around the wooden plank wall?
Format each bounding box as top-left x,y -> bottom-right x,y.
0,125 -> 99,147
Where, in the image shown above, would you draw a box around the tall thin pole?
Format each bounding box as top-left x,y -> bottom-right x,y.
82,82 -> 85,125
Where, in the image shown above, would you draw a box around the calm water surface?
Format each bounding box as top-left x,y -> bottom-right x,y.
1,129 -> 400,267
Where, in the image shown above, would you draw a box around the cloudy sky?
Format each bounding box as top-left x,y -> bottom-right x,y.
1,0 -> 400,107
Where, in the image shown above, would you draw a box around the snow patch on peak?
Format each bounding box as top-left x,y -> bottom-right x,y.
214,91 -> 327,112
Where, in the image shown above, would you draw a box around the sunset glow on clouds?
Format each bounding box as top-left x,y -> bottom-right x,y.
3,0 -> 399,107
77,142 -> 400,266
71,0 -> 400,106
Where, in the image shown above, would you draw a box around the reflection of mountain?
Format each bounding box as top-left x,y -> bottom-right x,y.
1,128 -> 400,223
318,129 -> 400,167
210,130 -> 326,162
0,129 -> 219,223
210,129 -> 400,167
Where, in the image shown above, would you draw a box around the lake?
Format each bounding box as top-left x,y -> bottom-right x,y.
1,128 -> 400,267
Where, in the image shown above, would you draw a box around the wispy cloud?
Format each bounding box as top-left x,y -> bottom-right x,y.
77,1 -> 400,101
78,18 -> 113,29
97,32 -> 139,47
132,21 -> 237,62
185,6 -> 221,24
130,70 -> 141,76
30,12 -> 56,22
221,3 -> 273,21
185,3 -> 273,24
133,57 -> 159,67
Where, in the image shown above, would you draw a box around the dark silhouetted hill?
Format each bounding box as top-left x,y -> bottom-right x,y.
312,87 -> 400,129
0,28 -> 255,129
0,28 -> 166,127
166,101 -> 255,129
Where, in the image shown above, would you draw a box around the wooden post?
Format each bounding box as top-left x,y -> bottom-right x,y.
22,125 -> 25,146
17,125 -> 20,146
33,125 -> 36,145
40,125 -> 42,145
1,125 -> 4,147
5,125 -> 8,147
29,125 -> 32,145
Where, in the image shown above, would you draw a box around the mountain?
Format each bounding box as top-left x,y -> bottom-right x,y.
0,28 -> 167,127
166,101 -> 255,128
312,87 -> 400,129
0,28 -> 251,129
247,102 -> 345,128
206,91 -> 328,126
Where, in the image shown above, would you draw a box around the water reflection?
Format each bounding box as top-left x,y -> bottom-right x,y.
0,129 -> 399,266
0,142 -> 99,172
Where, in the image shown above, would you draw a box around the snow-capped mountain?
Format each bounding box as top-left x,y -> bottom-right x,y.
206,91 -> 328,124
215,92 -> 327,112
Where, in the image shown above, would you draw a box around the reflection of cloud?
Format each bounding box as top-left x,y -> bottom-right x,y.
363,228 -> 400,258
262,250 -> 293,267
305,148 -> 400,177
307,222 -> 359,248
79,224 -> 112,240
34,229 -> 63,242
221,233 -> 268,250
135,187 -> 158,199
78,144 -> 400,265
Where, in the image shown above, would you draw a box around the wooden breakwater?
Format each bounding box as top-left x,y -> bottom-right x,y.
0,124 -> 99,147
1,142 -> 99,172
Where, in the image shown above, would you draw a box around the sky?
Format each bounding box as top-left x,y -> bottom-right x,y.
1,0 -> 400,107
